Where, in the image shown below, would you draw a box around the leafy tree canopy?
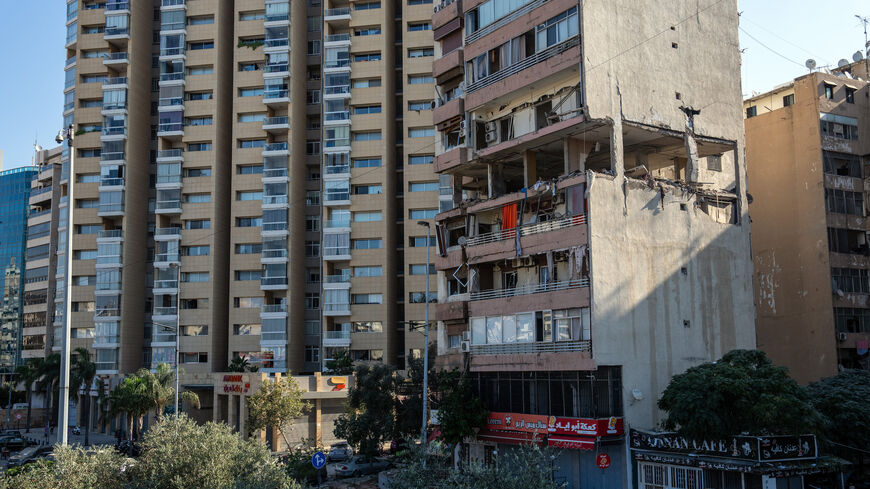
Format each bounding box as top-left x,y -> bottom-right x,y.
335,363 -> 397,456
325,349 -> 355,375
658,349 -> 822,440
434,369 -> 488,446
246,375 -> 310,449
807,369 -> 870,458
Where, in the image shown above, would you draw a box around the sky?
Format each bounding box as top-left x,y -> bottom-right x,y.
0,1 -> 866,169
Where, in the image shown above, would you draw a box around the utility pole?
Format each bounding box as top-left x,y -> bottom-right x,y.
857,15 -> 870,77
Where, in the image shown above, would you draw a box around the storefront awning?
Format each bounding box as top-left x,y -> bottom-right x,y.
548,435 -> 595,450
478,430 -> 545,446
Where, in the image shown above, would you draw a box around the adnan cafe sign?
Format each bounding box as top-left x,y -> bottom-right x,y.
222,375 -> 250,394
630,429 -> 817,463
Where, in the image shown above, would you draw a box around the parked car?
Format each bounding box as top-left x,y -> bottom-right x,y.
0,436 -> 29,450
1,430 -> 22,437
335,456 -> 391,477
327,442 -> 353,462
7,446 -> 53,467
71,425 -> 81,435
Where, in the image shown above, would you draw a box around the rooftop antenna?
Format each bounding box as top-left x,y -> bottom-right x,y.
856,15 -> 870,77
805,58 -> 817,72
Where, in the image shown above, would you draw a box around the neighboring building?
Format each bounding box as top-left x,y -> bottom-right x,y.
431,0 -> 753,487
22,146 -> 63,365
745,60 -> 870,384
0,167 -> 39,377
62,0 -> 436,425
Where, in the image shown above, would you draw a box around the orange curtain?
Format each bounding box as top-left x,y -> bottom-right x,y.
502,203 -> 517,230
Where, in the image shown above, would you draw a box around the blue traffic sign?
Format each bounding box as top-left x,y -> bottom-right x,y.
312,451 -> 326,469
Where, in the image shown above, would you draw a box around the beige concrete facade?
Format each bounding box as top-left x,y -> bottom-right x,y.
745,61 -> 870,384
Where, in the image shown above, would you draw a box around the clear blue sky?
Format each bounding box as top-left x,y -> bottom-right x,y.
0,1 -> 866,168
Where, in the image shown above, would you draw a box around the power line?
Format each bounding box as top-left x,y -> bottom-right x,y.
739,15 -> 827,64
739,25 -> 807,69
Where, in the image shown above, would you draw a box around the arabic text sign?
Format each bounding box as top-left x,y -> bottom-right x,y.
547,416 -> 624,437
486,412 -> 549,434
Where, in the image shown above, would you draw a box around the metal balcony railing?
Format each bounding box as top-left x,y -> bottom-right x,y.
325,330 -> 351,340
264,89 -> 289,100
156,200 -> 182,210
264,38 -> 289,48
324,85 -> 350,96
325,34 -> 351,42
31,186 -> 52,197
158,123 -> 183,133
470,339 -> 591,355
264,116 -> 289,126
104,77 -> 128,86
264,142 -> 288,152
100,177 -> 124,187
261,304 -> 287,314
325,111 -> 350,122
324,59 -> 350,69
98,230 -> 123,239
157,149 -> 183,159
465,0 -> 547,45
466,36 -> 580,94
160,47 -> 185,57
102,126 -> 127,136
105,27 -> 129,37
470,278 -> 589,302
466,214 -> 586,247
162,0 -> 185,5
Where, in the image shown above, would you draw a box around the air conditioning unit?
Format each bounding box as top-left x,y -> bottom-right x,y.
484,121 -> 497,133
460,340 -> 471,353
484,132 -> 498,143
434,5 -> 441,13
837,332 -> 849,342
462,331 -> 470,341
459,120 -> 466,131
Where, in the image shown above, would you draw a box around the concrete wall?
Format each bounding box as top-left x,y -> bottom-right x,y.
588,174 -> 755,430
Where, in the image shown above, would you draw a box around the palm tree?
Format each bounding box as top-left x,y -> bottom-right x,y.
36,353 -> 60,434
71,348 -> 97,446
108,375 -> 148,441
137,363 -> 200,421
13,360 -> 40,432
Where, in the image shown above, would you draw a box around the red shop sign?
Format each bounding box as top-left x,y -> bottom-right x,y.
486,412 -> 549,434
547,416 -> 624,437
596,453 -> 611,469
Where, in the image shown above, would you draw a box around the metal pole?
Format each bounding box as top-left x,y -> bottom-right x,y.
6,373 -> 12,430
59,126 -> 74,445
419,222 -> 431,445
174,265 -> 180,416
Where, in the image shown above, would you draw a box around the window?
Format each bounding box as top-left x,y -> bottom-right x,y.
74,250 -> 99,261
354,184 -> 383,195
353,131 -> 381,141
237,191 -> 263,201
239,62 -> 262,72
238,139 -> 265,149
408,74 -> 434,84
355,27 -> 381,36
307,40 -> 321,55
410,236 -> 436,247
408,22 -> 431,31
835,307 -> 870,333
184,168 -> 211,177
352,293 -> 383,304
306,140 -> 321,155
234,297 -> 264,308
409,292 -> 437,304
74,275 -> 97,286
409,127 -> 435,138
354,1 -> 381,10
185,219 -> 211,229
408,101 -> 432,111
305,293 -> 320,310
820,113 -> 859,140
409,154 -> 434,165
305,241 -> 320,257
353,157 -> 382,168
409,264 -> 435,275
306,191 -> 321,206
181,352 -> 208,364
187,142 -> 212,151
823,151 -> 861,178
536,7 -> 579,50
182,325 -> 208,336
184,193 -> 211,203
409,208 -> 437,219
353,53 -> 382,62
305,346 -> 320,363
354,211 -> 382,222
240,11 -> 265,21
77,174 -> 100,183
353,266 -> 382,277
408,48 -> 434,58
783,94 -> 794,107
183,245 -> 210,256
77,225 -> 102,235
408,0 -> 433,4
706,154 -> 722,172
307,90 -> 321,104
353,105 -> 382,115
182,272 -> 209,283
465,0 -> 534,35
239,87 -> 264,97
352,78 -> 381,88
824,83 -> 835,100
188,91 -> 213,100
188,16 -> 214,25
828,227 -> 869,255
235,243 -> 262,254
831,268 -> 870,294
180,299 -> 209,310
353,238 -> 382,249
235,270 -> 261,281
745,105 -> 757,118
846,86 -> 856,104
189,41 -> 214,50
353,321 -> 383,333
237,164 -> 263,174
236,217 -> 262,227
409,181 -> 438,192
825,189 -> 864,216
188,66 -> 213,75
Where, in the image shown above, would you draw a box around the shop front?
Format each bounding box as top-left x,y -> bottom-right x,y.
467,411 -> 626,488
630,429 -> 847,489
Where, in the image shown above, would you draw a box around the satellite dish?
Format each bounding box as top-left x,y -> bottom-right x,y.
838,58 -> 850,68
457,236 -> 467,247
854,50 -> 865,62
805,59 -> 817,70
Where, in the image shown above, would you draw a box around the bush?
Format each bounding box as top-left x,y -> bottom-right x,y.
0,446 -> 132,489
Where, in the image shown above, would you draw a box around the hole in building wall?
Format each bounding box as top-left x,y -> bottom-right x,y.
680,267 -> 687,276
683,320 -> 690,328
675,92 -> 681,100
679,203 -> 687,211
672,42 -> 679,49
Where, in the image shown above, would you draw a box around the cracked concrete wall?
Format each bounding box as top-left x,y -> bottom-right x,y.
587,174 -> 756,431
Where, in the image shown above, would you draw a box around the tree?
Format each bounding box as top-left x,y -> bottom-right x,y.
14,360 -> 40,431
334,363 -> 397,457
434,369 -> 488,446
35,353 -> 60,431
325,349 -> 354,375
0,445 -> 132,489
395,357 -> 426,440
70,348 -> 97,445
807,369 -> 870,465
246,375 -> 310,449
227,356 -> 259,373
135,363 -> 200,421
658,349 -> 822,440
108,375 -> 149,441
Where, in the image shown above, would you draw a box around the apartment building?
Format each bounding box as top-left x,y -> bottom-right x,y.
431,0 -> 753,486
62,0 -> 437,424
320,0 -> 437,370
0,167 -> 38,376
745,60 -> 870,384
22,147 -> 63,365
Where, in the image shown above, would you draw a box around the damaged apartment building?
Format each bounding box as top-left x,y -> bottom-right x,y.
431,0 -> 755,487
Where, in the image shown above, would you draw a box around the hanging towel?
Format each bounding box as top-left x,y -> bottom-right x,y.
502,203 -> 518,230
546,251 -> 554,284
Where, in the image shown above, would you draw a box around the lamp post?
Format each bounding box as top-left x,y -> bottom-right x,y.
56,125 -> 74,445
416,220 -> 431,446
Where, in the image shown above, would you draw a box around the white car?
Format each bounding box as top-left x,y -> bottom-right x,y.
327,442 -> 353,462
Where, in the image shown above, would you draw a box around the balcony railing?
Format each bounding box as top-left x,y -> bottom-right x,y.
324,218 -> 350,228
466,36 -> 580,94
325,111 -> 350,122
264,38 -> 289,48
264,142 -> 288,152
263,195 -> 289,205
265,13 -> 289,22
325,330 -> 351,340
261,277 -> 288,286
31,186 -> 52,197
162,0 -> 185,6
264,89 -> 289,99
103,52 -> 128,61
325,8 -> 350,17
156,174 -> 181,185
158,123 -> 183,133
261,304 -> 287,314
325,34 -> 350,43
161,21 -> 185,31
324,59 -> 350,69
98,230 -> 123,239
470,278 -> 589,301
471,339 -> 591,355
263,168 -> 288,178
106,0 -> 129,10
324,274 -> 350,283
158,97 -> 183,107
99,203 -> 124,214
323,303 -> 350,312
153,279 -> 178,289
95,307 -> 121,317
160,72 -> 184,82
262,222 -> 288,232
100,177 -> 124,187
324,247 -> 350,257
104,77 -> 127,86
156,200 -> 182,210
466,214 -> 586,247
324,85 -> 350,96
95,362 -> 119,371
101,152 -> 125,162
160,47 -> 185,57
155,227 -> 181,237
325,165 -> 349,175
65,56 -> 77,67
155,253 -> 180,263
264,116 -> 289,126
105,27 -> 129,37
96,255 -> 122,266
157,149 -> 183,159
102,126 -> 127,136
262,249 -> 287,259
153,307 -> 177,316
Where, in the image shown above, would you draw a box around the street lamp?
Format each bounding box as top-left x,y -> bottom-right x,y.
416,220 -> 431,446
56,125 -> 74,445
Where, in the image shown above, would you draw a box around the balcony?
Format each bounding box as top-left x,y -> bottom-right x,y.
323,247 -> 351,261
97,229 -> 123,242
158,97 -> 184,110
324,59 -> 350,71
324,164 -> 350,177
263,167 -> 289,180
101,151 -> 125,163
264,63 -> 289,75
470,339 -> 591,356
264,38 -> 289,50
152,306 -> 177,319
261,303 -> 287,315
156,173 -> 182,188
153,279 -> 178,294
161,0 -> 186,9
94,306 -> 121,318
324,33 -> 351,45
324,111 -> 350,125
262,221 -> 289,235
154,227 -> 181,240
262,194 -> 289,208
103,77 -> 128,88
433,48 -> 463,85
263,142 -> 289,155
159,47 -> 186,60
470,278 -> 588,302
104,26 -> 130,39
154,252 -> 180,266
261,248 -> 288,263
433,96 -> 464,127
96,254 -> 122,268
467,214 -> 586,247
324,8 -> 351,23
323,273 -> 351,289
263,116 -> 289,132
323,303 -> 351,316
324,84 -> 351,98
433,146 -> 467,173
106,0 -> 129,11
102,52 -> 128,66
157,122 -> 183,138
263,89 -> 290,105
432,0 -> 461,31
324,218 -> 350,231
98,202 -> 125,217
260,276 -> 288,290
101,126 -> 127,138
155,199 -> 182,214
156,149 -> 183,162
323,330 -> 351,347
